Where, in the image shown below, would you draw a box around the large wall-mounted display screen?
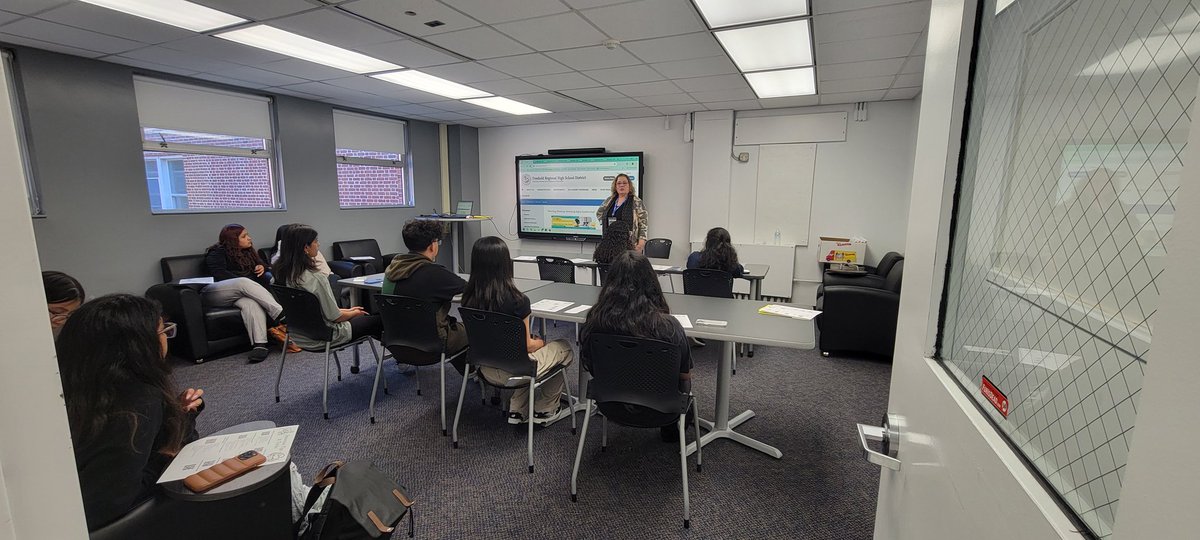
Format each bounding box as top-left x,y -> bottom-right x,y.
515,152 -> 643,241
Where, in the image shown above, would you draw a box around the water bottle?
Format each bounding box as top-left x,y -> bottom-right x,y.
774,230 -> 781,245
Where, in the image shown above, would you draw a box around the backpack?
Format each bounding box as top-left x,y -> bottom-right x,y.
296,461 -> 415,540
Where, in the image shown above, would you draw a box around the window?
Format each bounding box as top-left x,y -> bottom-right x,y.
133,77 -> 279,213
938,0 -> 1193,537
332,110 -> 411,208
3,50 -> 40,216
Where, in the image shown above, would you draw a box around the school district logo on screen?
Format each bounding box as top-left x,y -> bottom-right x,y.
522,174 -> 532,185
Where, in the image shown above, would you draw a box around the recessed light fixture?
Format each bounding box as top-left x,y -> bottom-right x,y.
693,0 -> 809,29
745,67 -> 816,98
715,19 -> 813,72
372,70 -> 492,99
217,25 -> 402,74
79,0 -> 246,32
463,96 -> 550,115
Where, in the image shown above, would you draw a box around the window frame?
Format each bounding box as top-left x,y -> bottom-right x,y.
332,109 -> 413,210
3,49 -> 42,217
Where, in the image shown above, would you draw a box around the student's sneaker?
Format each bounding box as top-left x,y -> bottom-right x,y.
507,412 -> 527,425
248,345 -> 270,364
533,406 -> 571,425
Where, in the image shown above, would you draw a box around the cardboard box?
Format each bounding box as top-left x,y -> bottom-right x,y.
818,236 -> 866,264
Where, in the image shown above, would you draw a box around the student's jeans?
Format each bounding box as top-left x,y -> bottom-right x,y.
480,339 -> 574,415
203,277 -> 283,345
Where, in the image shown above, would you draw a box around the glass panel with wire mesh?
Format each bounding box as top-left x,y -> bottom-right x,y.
938,0 -> 1198,536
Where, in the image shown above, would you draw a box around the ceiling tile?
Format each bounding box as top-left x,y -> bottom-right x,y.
546,45 -> 640,70
700,99 -> 762,111
354,39 -> 463,68
884,86 -> 921,100
820,75 -> 895,93
480,53 -> 571,77
443,0 -> 571,25
471,77 -> 545,95
585,97 -> 644,109
688,87 -> 756,102
583,64 -> 662,85
260,58 -> 355,81
423,110 -> 474,121
425,100 -> 483,112
893,72 -> 922,88
164,35 -> 290,66
0,12 -> 20,26
496,12 -> 609,51
2,0 -> 68,16
818,33 -> 922,64
271,9 -> 401,48
504,91 -> 594,112
192,72 -> 263,89
581,0 -> 706,41
1,32 -> 106,57
36,3 -> 194,44
461,118 -> 504,127
107,55 -> 201,76
215,65 -> 307,87
608,107 -> 659,118
566,109 -> 619,121
191,0 -> 313,21
563,0 -> 628,8
119,46 -> 243,73
380,103 -> 445,116
623,32 -> 725,64
673,74 -> 748,92
266,86 -> 327,101
342,0 -> 480,37
634,93 -> 695,107
422,62 -> 509,83
560,86 -> 624,101
652,104 -> 706,115
811,0 -> 914,15
651,56 -> 737,79
759,95 -> 820,108
818,58 -> 905,81
282,81 -> 400,107
611,80 -> 683,97
819,90 -> 887,105
900,55 -> 924,74
1,18 -> 139,54
814,1 -> 931,44
425,26 -> 533,60
325,75 -> 433,99
525,71 -> 600,91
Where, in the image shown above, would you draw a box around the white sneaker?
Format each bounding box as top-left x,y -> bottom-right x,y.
532,406 -> 571,425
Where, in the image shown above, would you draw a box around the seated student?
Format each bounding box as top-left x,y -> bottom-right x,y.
275,225 -> 381,347
687,227 -> 744,276
461,237 -> 574,424
203,224 -> 287,363
382,219 -> 468,370
580,251 -> 693,441
57,294 -> 206,530
43,270 -> 85,338
592,219 -> 634,264
270,223 -> 331,275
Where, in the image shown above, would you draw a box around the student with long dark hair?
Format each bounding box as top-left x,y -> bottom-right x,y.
687,227 -> 744,276
462,237 -> 574,424
581,251 -> 692,440
275,225 -> 381,347
203,224 -> 286,362
592,219 -> 634,264
43,270 -> 85,337
57,294 -> 204,530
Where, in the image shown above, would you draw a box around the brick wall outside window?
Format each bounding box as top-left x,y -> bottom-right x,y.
336,148 -> 408,207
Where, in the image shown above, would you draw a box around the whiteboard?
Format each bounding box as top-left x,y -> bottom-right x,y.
750,143 -> 816,246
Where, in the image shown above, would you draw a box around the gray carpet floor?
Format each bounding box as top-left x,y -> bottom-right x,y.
172,323 -> 892,540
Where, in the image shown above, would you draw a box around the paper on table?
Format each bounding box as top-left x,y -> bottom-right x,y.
158,425 -> 298,483
671,314 -> 693,328
530,299 -> 573,312
349,256 -> 375,261
651,264 -> 676,271
179,277 -> 214,285
757,304 -> 821,320
569,258 -> 591,264
513,255 -> 537,262
565,304 -> 591,314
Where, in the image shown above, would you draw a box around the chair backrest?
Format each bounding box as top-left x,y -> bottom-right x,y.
332,239 -> 383,261
644,238 -> 672,259
160,254 -> 207,282
584,333 -> 686,417
875,252 -> 903,277
269,285 -> 334,342
682,268 -> 734,299
596,264 -> 611,286
458,307 -> 535,377
536,256 -> 576,284
884,260 -> 904,293
258,247 -> 274,265
374,295 -> 446,364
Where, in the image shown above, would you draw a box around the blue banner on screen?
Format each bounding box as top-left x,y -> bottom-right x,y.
515,152 -> 643,241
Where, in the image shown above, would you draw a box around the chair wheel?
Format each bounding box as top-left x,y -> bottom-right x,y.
571,428 -> 577,435
350,366 -> 360,374
571,494 -> 577,502
528,465 -> 534,474
697,465 -> 703,472
323,412 -> 329,419
275,396 -> 280,403
370,416 -> 375,424
416,389 -> 422,396
194,358 -> 205,364
337,375 -> 342,382
748,350 -> 755,357
384,388 -> 390,395
452,441 -> 458,449
684,520 -> 690,529
601,446 -> 606,452
732,369 -> 737,375
821,351 -> 831,357
481,399 -> 486,406
442,429 -> 447,436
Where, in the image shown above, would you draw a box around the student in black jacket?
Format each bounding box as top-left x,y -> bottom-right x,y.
382,219 -> 468,372
202,224 -> 286,362
56,294 -> 204,531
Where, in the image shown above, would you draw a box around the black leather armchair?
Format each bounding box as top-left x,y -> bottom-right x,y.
818,251 -> 903,299
144,255 -> 248,363
817,260 -> 903,358
332,239 -> 399,275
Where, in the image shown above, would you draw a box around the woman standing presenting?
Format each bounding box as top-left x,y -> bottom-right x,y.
595,173 -> 648,253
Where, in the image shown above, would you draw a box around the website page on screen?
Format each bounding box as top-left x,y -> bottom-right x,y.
517,155 -> 641,237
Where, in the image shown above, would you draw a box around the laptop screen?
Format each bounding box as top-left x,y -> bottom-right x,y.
455,201 -> 474,215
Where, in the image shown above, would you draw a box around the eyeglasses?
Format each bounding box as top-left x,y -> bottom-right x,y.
48,311 -> 72,324
159,322 -> 178,339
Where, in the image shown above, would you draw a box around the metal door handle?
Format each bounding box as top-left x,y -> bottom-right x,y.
858,413 -> 901,470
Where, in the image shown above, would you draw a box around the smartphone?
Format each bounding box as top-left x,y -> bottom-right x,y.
183,450 -> 266,493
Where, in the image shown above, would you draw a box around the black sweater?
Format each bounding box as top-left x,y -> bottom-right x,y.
205,245 -> 270,288
74,383 -> 199,530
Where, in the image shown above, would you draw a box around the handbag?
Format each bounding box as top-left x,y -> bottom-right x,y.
296,461 -> 415,539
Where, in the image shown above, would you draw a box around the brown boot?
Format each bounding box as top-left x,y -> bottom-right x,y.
268,324 -> 288,344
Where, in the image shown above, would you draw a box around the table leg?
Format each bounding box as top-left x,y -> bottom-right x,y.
748,278 -> 761,357
452,222 -> 462,273
347,286 -> 361,372
687,341 -> 781,459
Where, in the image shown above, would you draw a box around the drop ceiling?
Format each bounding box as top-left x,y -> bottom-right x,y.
0,0 -> 929,127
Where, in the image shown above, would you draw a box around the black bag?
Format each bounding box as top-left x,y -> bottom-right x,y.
296,461 -> 415,540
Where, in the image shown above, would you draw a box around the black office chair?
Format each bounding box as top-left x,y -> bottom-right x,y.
453,307 -> 575,473
596,264 -> 611,286
682,269 -> 734,299
571,333 -> 701,528
535,255 -> 576,284
270,285 -> 386,422
332,239 -> 399,275
644,238 -> 672,259
374,294 -> 470,433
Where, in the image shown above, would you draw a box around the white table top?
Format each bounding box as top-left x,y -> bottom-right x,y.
338,273 -> 552,294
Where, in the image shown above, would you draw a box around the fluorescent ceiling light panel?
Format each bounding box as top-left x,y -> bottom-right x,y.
79,0 -> 246,32
694,0 -> 809,28
217,26 -> 402,74
372,70 -> 491,99
715,19 -> 813,72
745,66 -> 816,98
463,97 -> 550,115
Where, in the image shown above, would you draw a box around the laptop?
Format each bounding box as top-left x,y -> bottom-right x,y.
440,201 -> 474,218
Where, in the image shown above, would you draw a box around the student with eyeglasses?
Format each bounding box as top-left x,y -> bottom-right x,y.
42,270 -> 85,338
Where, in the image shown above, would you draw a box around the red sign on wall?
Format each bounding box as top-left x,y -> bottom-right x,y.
981,375 -> 1010,418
